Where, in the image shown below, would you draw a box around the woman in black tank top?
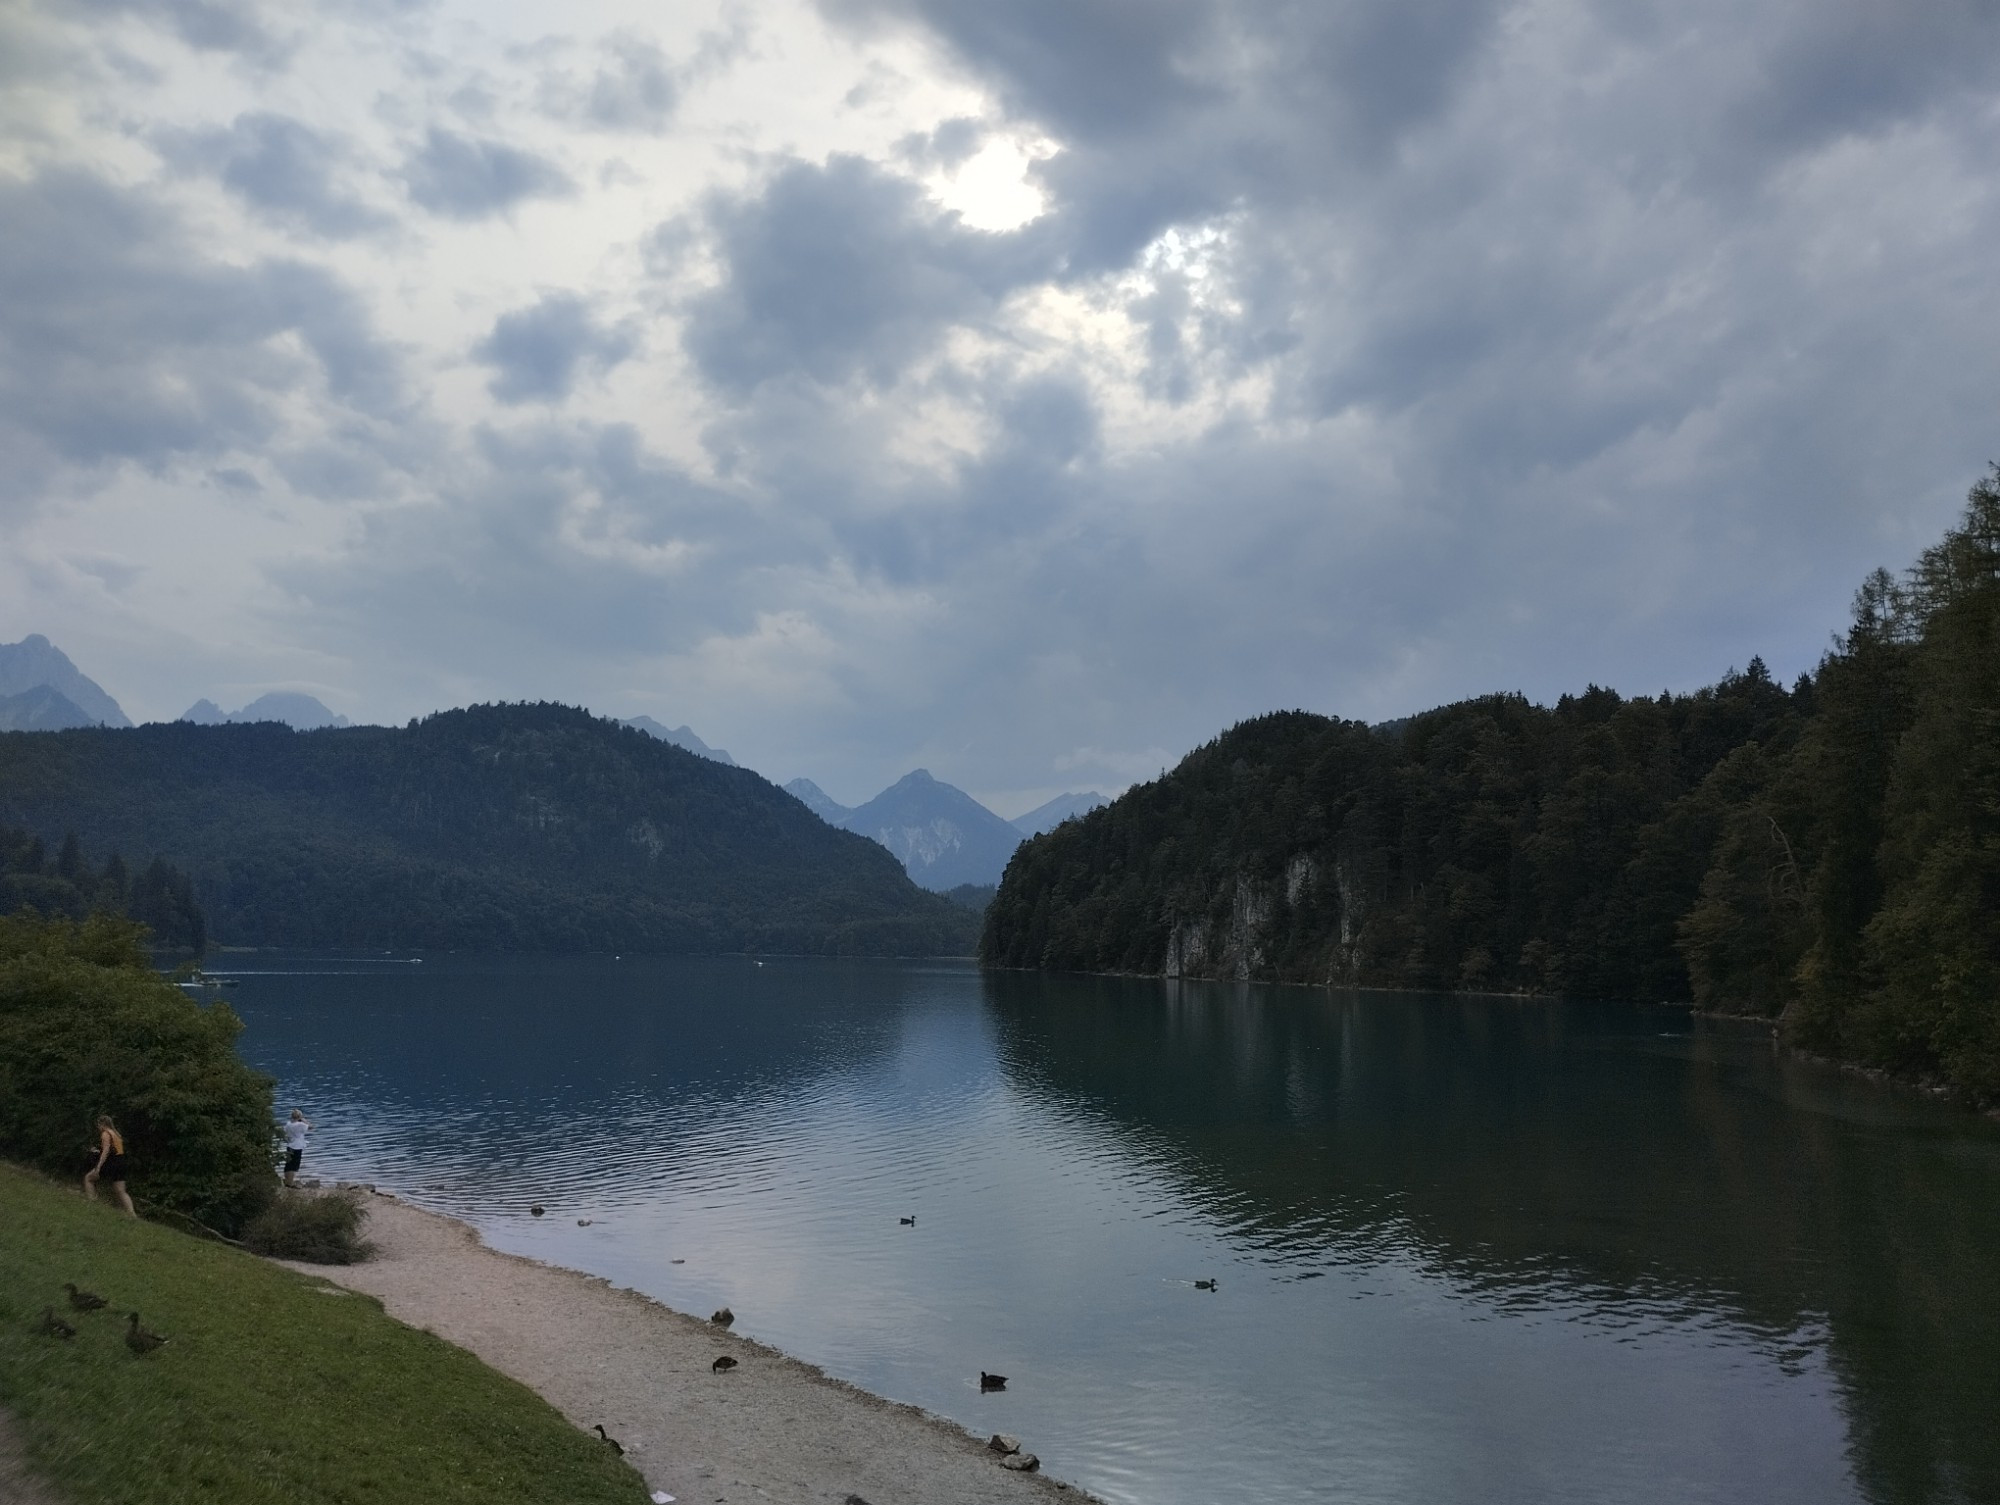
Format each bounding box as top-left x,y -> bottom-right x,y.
85,1115 -> 137,1218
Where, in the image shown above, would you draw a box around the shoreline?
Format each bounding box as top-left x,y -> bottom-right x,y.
283,1191 -> 1091,1505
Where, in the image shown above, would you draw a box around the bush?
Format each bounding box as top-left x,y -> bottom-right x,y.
0,912 -> 278,1236
241,1188 -> 375,1263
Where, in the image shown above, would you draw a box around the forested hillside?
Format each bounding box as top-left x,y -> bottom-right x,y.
0,825 -> 206,951
0,703 -> 976,956
985,471 -> 2000,1100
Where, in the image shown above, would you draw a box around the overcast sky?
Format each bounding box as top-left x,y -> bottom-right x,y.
4,0 -> 1998,812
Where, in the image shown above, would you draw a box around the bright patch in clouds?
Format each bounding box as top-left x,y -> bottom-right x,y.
927,136 -> 1053,230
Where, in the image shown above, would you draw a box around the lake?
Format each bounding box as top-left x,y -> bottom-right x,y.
224,954 -> 2000,1505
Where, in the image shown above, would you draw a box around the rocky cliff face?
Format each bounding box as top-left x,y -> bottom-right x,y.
1160,857 -> 1362,983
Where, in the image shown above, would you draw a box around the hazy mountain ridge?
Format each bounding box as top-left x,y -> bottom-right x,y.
1011,791 -> 1108,837
622,716 -> 737,766
837,770 -> 1027,892
0,635 -> 131,727
0,685 -> 97,733
181,692 -> 350,729
783,778 -> 852,824
0,703 -> 975,955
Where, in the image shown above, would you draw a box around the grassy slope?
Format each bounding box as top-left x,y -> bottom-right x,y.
0,1165 -> 648,1505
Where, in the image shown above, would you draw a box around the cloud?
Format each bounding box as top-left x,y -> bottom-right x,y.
76,0 -> 289,62
9,0 -> 2000,805
473,293 -> 637,403
580,30 -> 680,131
0,169 -> 405,508
160,112 -> 390,237
682,154 -> 1055,392
400,127 -> 572,219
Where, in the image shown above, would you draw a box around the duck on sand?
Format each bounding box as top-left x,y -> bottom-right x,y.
277,1193 -> 1085,1505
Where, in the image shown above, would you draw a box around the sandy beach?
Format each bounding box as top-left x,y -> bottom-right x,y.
284,1194 -> 1087,1505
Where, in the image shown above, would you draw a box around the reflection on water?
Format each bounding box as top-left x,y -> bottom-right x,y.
226,954 -> 2000,1505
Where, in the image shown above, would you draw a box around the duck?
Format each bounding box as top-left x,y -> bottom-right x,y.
64,1282 -> 108,1312
899,1216 -> 916,1226
35,1307 -> 76,1340
530,1204 -> 545,1217
711,1355 -> 738,1373
592,1424 -> 623,1456
979,1371 -> 1007,1392
125,1312 -> 168,1355
1194,1278 -> 1218,1291
710,1307 -> 734,1327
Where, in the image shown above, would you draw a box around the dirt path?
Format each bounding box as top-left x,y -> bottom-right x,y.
0,1408 -> 62,1505
285,1195 -> 1083,1505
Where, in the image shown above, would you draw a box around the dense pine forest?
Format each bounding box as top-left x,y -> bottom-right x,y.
985,471 -> 2000,1101
0,825 -> 205,951
0,703 -> 976,956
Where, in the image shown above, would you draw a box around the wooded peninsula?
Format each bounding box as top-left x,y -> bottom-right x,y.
985,471 -> 2000,1104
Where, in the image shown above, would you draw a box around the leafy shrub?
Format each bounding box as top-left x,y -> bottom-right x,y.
241,1189 -> 374,1263
0,912 -> 277,1235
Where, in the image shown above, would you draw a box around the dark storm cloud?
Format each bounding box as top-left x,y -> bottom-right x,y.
401,127 -> 572,219
0,169 -> 405,506
682,154 -> 1056,392
160,112 -> 389,238
473,293 -> 637,403
621,0 -> 2000,798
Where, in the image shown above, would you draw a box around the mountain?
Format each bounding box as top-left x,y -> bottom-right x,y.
0,702 -> 976,955
1011,791 -> 1108,837
181,692 -> 350,730
784,778 -> 853,824
0,635 -> 131,727
0,685 -> 97,732
839,770 -> 1025,891
622,716 -> 737,766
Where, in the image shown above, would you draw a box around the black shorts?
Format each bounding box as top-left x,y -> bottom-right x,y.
284,1148 -> 303,1173
100,1154 -> 127,1182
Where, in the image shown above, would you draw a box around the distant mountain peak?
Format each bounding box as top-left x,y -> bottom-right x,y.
784,777 -> 853,825
0,635 -> 132,728
622,716 -> 737,767
181,692 -> 349,730
0,684 -> 96,732
1011,791 -> 1109,838
836,770 -> 1023,891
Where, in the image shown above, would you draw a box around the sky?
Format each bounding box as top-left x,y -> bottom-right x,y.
3,0 -> 1998,814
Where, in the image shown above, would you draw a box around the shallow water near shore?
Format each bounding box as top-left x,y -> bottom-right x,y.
226,954 -> 2000,1505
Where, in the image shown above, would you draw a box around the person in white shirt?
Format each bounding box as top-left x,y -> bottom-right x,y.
281,1108 -> 312,1188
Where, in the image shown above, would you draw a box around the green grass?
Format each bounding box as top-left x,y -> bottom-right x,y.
0,1163 -> 650,1505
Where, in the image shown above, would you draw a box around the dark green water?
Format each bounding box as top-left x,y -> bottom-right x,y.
226,955 -> 2000,1505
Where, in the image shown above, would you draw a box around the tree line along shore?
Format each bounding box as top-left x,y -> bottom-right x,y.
985,470 -> 2000,1106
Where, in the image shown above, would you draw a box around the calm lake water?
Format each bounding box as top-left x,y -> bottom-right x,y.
223,954 -> 2000,1505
